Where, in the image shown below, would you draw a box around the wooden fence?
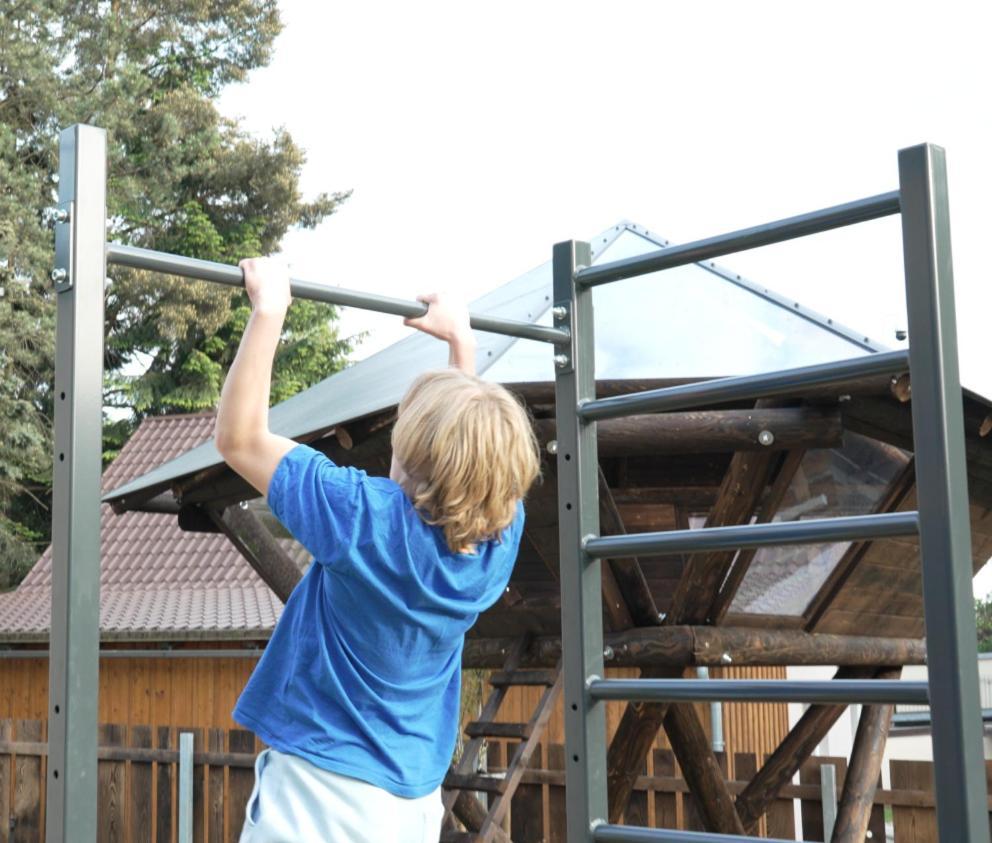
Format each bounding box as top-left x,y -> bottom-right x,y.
1,719 -> 989,842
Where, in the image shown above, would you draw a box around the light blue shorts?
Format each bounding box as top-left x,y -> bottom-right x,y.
238,748 -> 444,843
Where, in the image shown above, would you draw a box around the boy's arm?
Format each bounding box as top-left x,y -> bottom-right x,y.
404,291 -> 477,375
214,257 -> 297,497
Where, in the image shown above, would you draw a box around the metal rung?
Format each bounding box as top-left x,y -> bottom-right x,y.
578,349 -> 909,421
586,678 -> 929,705
105,243 -> 569,345
592,823 -> 811,842
583,511 -> 918,559
575,190 -> 900,288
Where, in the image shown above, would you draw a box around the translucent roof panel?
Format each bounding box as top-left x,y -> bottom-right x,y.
729,432 -> 911,616
484,228 -> 874,383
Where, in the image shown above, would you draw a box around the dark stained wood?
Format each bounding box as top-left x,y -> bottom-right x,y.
652,749 -> 678,831
607,666 -> 680,823
735,667 -> 874,831
532,408 -> 842,456
12,719 -> 42,843
509,744 -> 544,843
156,726 -> 173,843
890,760 -> 938,842
208,504 -> 303,604
128,725 -> 153,843
98,723 -> 126,843
450,785 -> 488,832
710,449 -> 806,623
0,720 -> 11,841
831,667 -> 899,842
662,705 -> 745,835
800,755 -> 847,841
208,728 -> 225,843
612,486 -> 720,508
548,744 -> 567,843
890,373 -> 912,403
227,729 -> 256,843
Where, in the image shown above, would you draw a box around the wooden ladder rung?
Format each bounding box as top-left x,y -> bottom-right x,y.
439,832 -> 480,843
444,772 -> 508,794
464,720 -> 532,740
489,669 -> 557,687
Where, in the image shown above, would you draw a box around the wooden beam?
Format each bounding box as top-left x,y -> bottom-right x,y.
207,504 -> 302,604
463,627 -> 926,670
532,407 -> 842,456
830,667 -> 900,843
663,702 -> 746,835
735,667 -> 875,831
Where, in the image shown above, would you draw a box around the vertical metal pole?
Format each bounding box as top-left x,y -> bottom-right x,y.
178,732 -> 194,843
46,124 -> 106,843
553,240 -> 606,840
820,763 -> 837,841
898,143 -> 989,843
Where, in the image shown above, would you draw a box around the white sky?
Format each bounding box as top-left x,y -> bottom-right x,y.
217,0 -> 992,592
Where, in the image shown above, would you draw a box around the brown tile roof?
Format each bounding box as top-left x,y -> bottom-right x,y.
0,413 -> 306,641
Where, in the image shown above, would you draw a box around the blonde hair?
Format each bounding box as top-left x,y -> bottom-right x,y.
391,369 -> 541,554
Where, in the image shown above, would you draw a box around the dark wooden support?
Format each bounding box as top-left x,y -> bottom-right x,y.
709,449 -> 806,623
532,407 -> 842,456
830,667 -> 900,843
598,469 -> 660,627
663,702 -> 746,835
463,627 -> 926,670
735,667 -> 876,831
207,504 -> 302,604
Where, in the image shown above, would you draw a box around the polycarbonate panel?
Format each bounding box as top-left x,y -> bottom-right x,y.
483,229 -> 871,383
729,432 -> 910,616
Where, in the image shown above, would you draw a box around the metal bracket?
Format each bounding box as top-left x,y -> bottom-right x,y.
553,301 -> 574,374
52,200 -> 73,292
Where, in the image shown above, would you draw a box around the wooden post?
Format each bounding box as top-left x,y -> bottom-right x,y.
830,668 -> 900,842
208,504 -> 303,603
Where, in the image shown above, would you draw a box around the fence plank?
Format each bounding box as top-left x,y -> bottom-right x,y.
511,743 -> 543,843
652,749 -> 678,832
624,750 -> 649,828
11,720 -> 41,843
208,729 -> 225,843
0,720 -> 12,843
800,756 -> 846,842
157,726 -> 173,843
891,760 -> 936,843
548,743 -> 566,843
764,748 -> 796,842
99,723 -> 127,843
733,753 -> 761,838
128,725 -> 153,843
226,730 -> 255,843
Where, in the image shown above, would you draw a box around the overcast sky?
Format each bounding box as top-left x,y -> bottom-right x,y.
217,1 -> 992,590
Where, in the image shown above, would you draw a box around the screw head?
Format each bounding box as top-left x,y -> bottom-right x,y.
758,429 -> 775,447
721,652 -> 733,664
553,353 -> 569,369
895,329 -> 907,341
546,439 -> 558,455
603,646 -> 614,661
552,305 -> 568,320
50,268 -> 67,283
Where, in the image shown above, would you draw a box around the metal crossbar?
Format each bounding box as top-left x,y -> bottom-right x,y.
592,826 -> 810,843
551,143 -> 989,843
578,349 -> 909,421
106,242 -> 569,345
582,511 -> 919,558
575,191 -> 900,288
585,679 -> 929,705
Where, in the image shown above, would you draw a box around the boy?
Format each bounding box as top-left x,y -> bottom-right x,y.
214,257 -> 540,842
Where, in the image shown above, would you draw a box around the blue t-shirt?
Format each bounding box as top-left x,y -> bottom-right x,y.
233,444 -> 524,797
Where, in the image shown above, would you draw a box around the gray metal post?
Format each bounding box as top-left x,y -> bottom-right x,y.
178,732 -> 194,843
820,763 -> 837,841
46,124 -> 106,843
553,240 -> 606,840
898,143 -> 989,843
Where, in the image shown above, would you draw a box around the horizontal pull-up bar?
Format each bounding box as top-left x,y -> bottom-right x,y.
582,511 -> 919,558
578,349 -> 909,421
593,825 -> 808,843
585,678 -> 929,705
106,243 -> 570,345
576,190 -> 901,288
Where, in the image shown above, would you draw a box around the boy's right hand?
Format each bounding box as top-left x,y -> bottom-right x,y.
404,292 -> 473,343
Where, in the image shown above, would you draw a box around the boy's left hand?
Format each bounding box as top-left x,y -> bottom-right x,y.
404,291 -> 472,342
240,257 -> 292,315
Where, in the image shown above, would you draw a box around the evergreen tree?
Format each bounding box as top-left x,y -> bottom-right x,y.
0,1 -> 353,587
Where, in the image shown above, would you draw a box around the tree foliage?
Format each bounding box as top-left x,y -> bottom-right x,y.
976,596 -> 992,653
0,1 -> 353,587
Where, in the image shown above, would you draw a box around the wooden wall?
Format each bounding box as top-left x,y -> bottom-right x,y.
1,653 -> 788,769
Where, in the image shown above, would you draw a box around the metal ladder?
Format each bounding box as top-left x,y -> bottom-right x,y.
551,144 -> 989,842
441,636 -> 563,841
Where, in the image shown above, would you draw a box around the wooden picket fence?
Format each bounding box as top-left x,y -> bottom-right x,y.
1,719 -> 989,841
